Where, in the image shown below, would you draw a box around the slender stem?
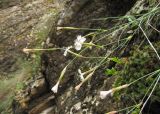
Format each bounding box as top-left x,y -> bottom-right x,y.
129,69 -> 160,85
83,42 -> 103,48
23,48 -> 62,51
68,50 -> 106,59
118,103 -> 141,113
139,73 -> 160,114
148,23 -> 160,33
57,26 -> 106,31
139,25 -> 160,60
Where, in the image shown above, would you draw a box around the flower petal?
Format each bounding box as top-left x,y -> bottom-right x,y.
74,35 -> 86,51
63,46 -> 72,56
63,50 -> 68,56
77,35 -> 82,41
79,37 -> 86,43
100,90 -> 112,99
78,69 -> 84,81
51,82 -> 59,93
74,43 -> 82,51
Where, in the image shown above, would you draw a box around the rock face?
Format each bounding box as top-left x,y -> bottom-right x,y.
0,0 -> 56,113
42,0 -> 137,114
12,0 -> 160,114
0,0 -> 55,78
13,0 -> 136,113
0,0 -> 27,9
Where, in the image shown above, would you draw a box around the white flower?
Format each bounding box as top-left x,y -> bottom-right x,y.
63,46 -> 73,56
74,35 -> 86,51
100,90 -> 113,99
51,82 -> 60,93
78,69 -> 85,81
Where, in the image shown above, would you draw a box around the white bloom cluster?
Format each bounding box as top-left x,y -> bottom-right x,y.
74,35 -> 86,51
63,35 -> 86,56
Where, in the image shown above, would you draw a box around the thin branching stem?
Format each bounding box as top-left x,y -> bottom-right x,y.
139,73 -> 160,114
139,25 -> 160,60
129,69 -> 160,85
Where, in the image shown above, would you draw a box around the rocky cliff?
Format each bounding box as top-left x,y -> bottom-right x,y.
1,0 -> 160,114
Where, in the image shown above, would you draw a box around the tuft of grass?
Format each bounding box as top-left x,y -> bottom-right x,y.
0,57 -> 39,113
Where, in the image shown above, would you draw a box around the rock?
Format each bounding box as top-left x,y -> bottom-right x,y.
13,77 -> 50,114
41,0 -> 137,113
0,55 -> 17,77
12,0 -> 160,114
29,95 -> 55,114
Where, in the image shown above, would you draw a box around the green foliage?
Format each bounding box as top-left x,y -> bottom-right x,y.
105,68 -> 118,75
105,57 -> 122,76
0,95 -> 13,113
131,108 -> 140,114
126,15 -> 139,27
149,0 -> 157,5
131,104 -> 141,114
109,57 -> 122,64
16,82 -> 25,90
113,42 -> 160,103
